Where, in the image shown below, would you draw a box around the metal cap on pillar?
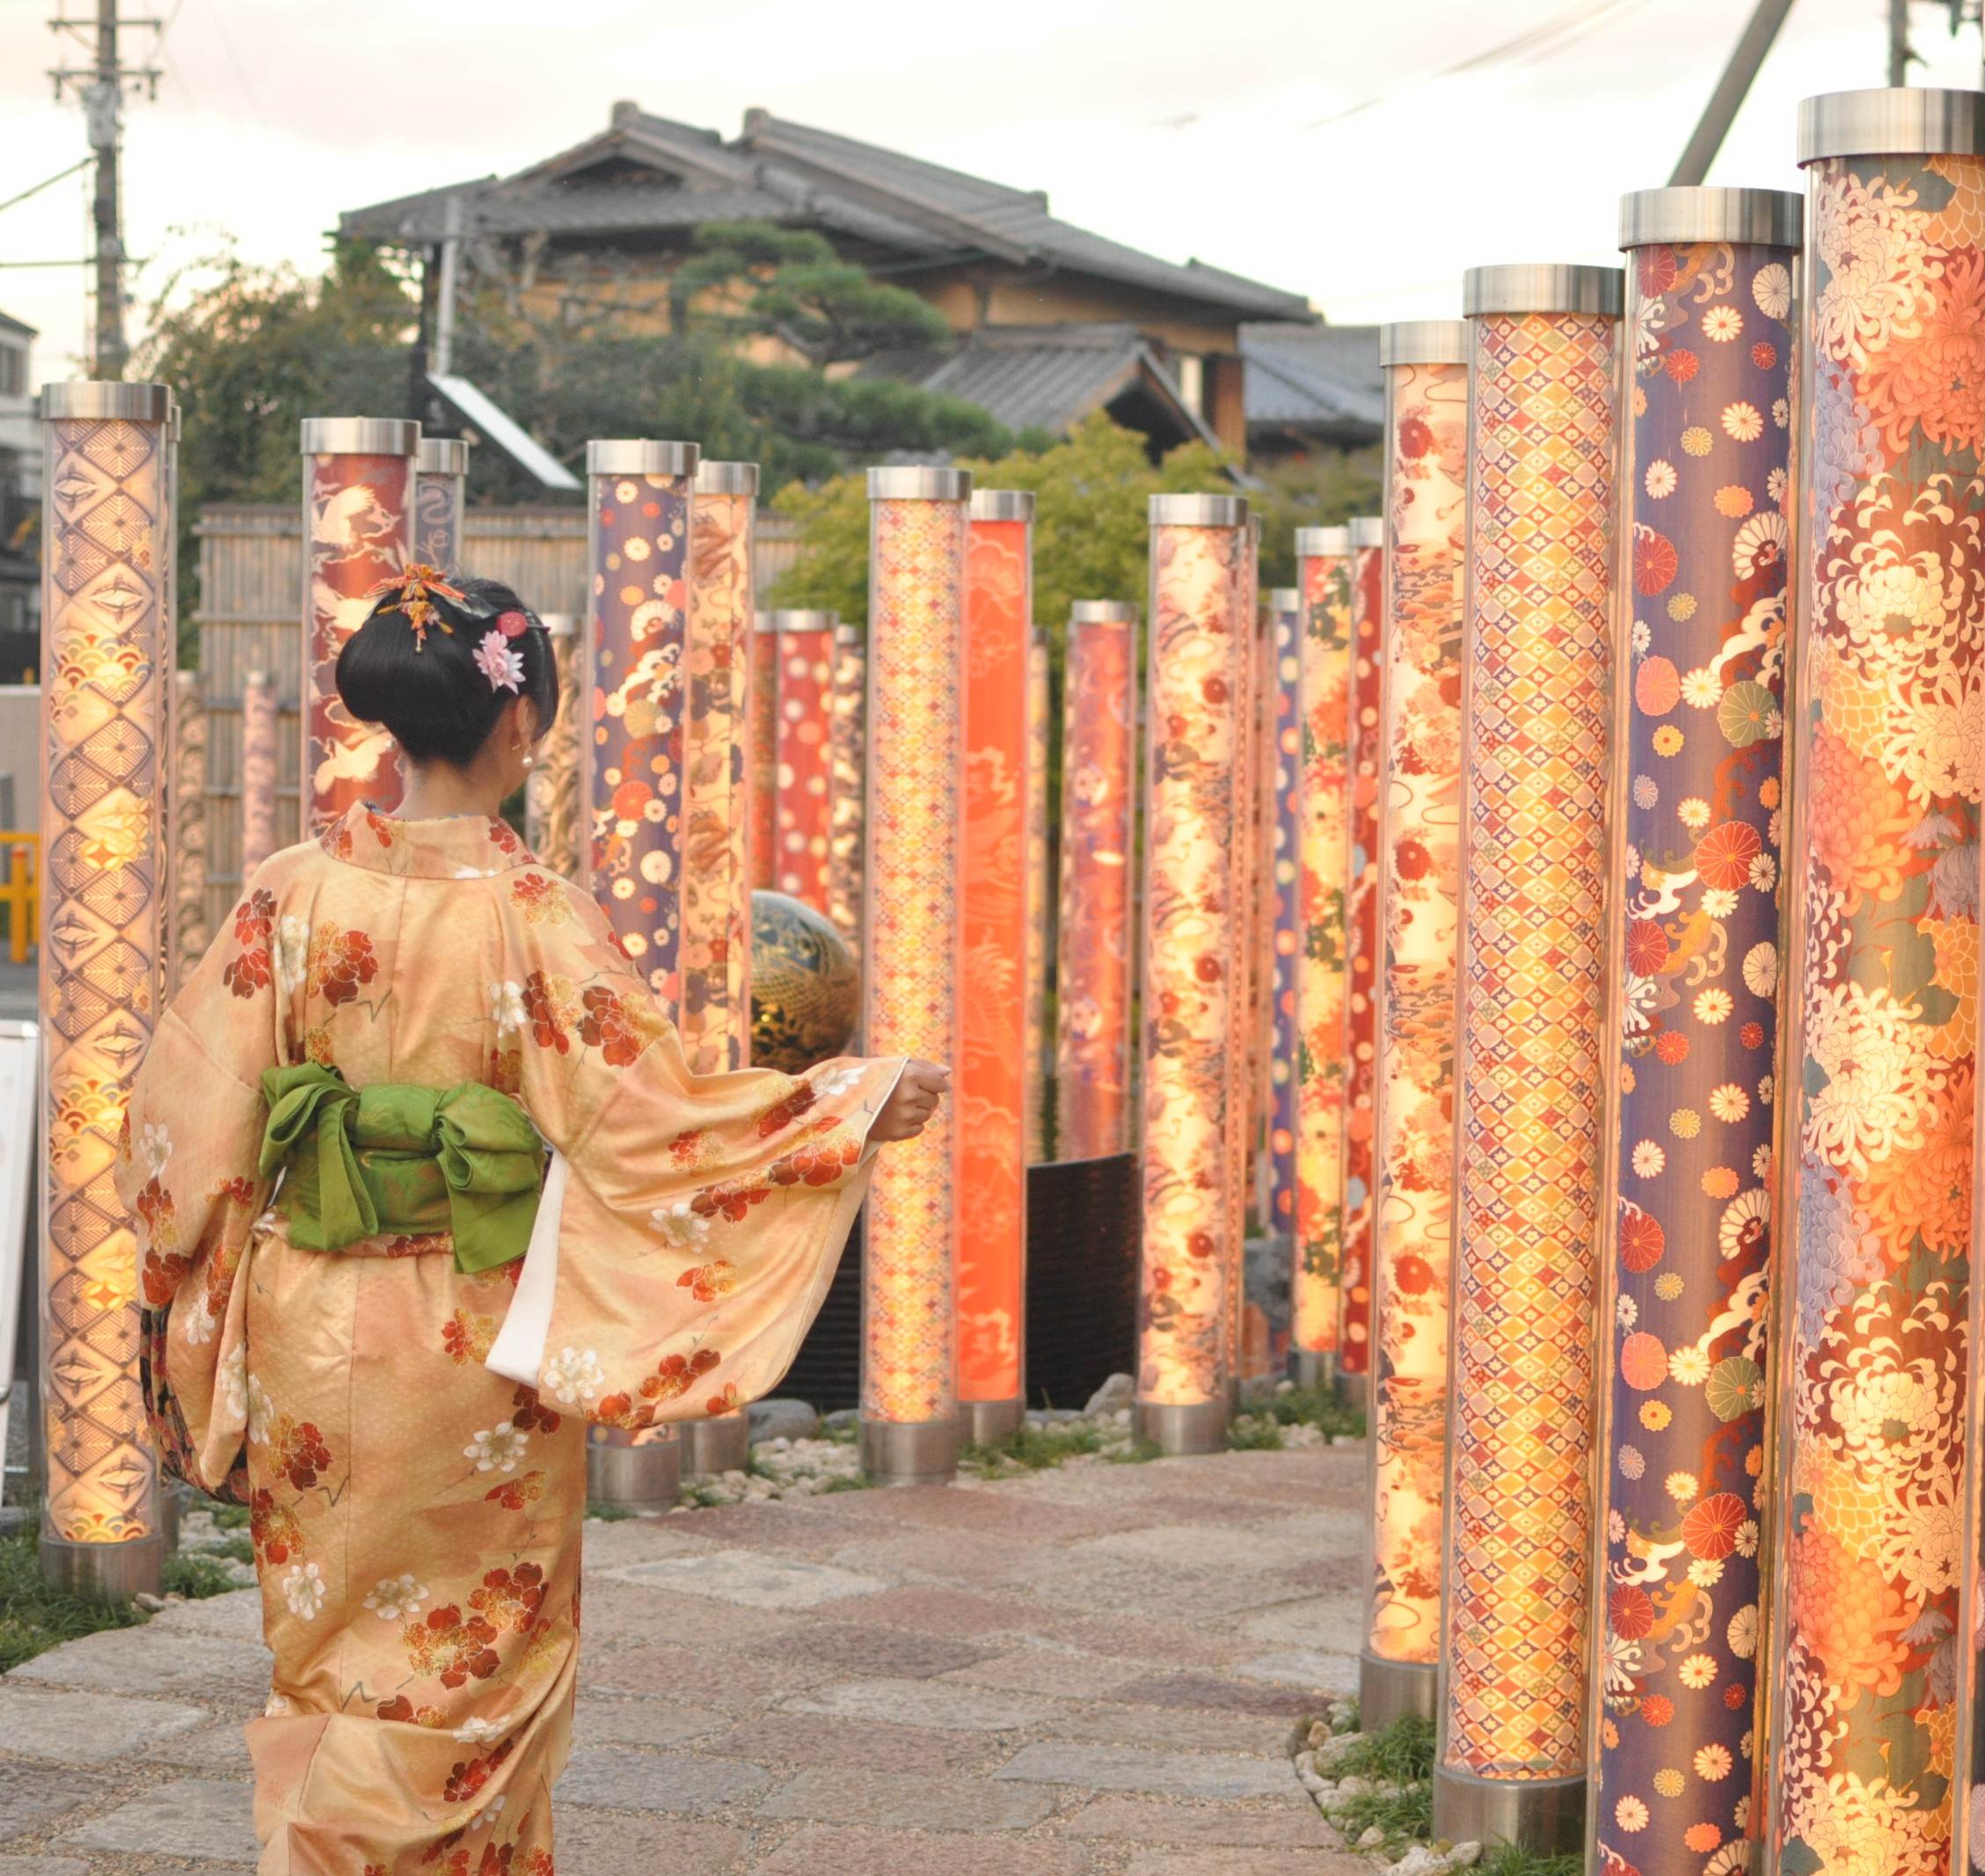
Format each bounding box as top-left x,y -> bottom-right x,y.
1293,525 -> 1352,558
1378,320 -> 1469,367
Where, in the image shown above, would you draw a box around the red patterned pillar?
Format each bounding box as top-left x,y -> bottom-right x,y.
1024,627 -> 1052,1164
1264,587 -> 1303,1254
239,668 -> 279,879
960,490 -> 1033,1443
770,610 -> 836,915
301,420 -> 416,830
748,611 -> 777,895
826,621 -> 866,962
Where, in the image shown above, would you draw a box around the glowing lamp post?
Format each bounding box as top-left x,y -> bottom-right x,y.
1361,318 -> 1469,1732
959,489 -> 1033,1444
826,620 -> 866,960
582,437 -> 700,1509
413,435 -> 469,569
239,668 -> 280,880
769,610 -> 837,914
860,466 -> 970,1485
300,418 -> 417,831
1056,600 -> 1138,1161
167,668 -> 208,999
1293,524 -> 1353,1387
38,379 -> 175,1598
1135,493 -> 1250,1455
522,616 -> 580,880
748,611 -> 777,894
1025,628 -> 1051,1163
1434,264 -> 1620,1857
1775,92 -> 1985,1875
1263,588 -> 1302,1258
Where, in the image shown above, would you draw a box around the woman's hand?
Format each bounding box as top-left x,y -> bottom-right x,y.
870,1060 -> 951,1143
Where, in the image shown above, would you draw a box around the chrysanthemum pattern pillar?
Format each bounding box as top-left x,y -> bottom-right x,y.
827,622 -> 866,960
167,668 -> 208,998
860,466 -> 970,1485
959,493 -> 1033,1441
681,463 -> 756,1079
239,668 -> 279,880
1228,519 -> 1260,1387
38,381 -> 174,1598
1340,516 -> 1384,1399
1025,629 -> 1052,1163
770,611 -> 836,914
1265,588 -> 1303,1244
300,418 -> 416,831
1057,601 -> 1138,1161
748,612 -> 777,894
1434,265 -> 1620,1857
583,439 -> 699,1508
1771,91 -> 1985,1876
524,617 -> 580,880
1361,321 -> 1469,1733
414,436 -> 468,570
1591,190 -> 1799,1876
1295,527 -> 1354,1384
1135,493 -> 1250,1455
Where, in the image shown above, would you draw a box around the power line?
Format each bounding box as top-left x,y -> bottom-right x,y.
0,158 -> 94,219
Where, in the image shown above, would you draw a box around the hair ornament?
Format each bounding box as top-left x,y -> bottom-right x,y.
366,563 -> 465,650
496,609 -> 530,639
474,629 -> 525,695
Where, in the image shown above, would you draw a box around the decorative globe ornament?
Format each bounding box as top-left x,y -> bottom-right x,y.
749,890 -> 860,1071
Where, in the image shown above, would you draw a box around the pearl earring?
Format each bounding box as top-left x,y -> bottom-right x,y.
522,754 -> 534,770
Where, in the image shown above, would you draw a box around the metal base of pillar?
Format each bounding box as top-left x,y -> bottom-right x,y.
1430,1766 -> 1584,1856
1358,1653 -> 1435,1731
960,1398 -> 1025,1447
1135,1398 -> 1229,1456
1335,1370 -> 1370,1419
685,1413 -> 751,1478
586,1427 -> 681,1513
1292,1350 -> 1338,1391
858,1417 -> 958,1486
40,1532 -> 166,1602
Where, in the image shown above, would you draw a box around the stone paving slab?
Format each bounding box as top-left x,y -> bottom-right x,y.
0,1442 -> 1369,1873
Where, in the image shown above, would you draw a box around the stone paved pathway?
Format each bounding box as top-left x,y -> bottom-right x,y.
0,1444 -> 1368,1874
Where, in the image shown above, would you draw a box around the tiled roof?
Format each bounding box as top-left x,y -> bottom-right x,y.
1240,323 -> 1383,441
339,106 -> 1314,324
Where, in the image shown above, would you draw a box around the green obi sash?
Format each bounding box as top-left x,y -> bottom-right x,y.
258,1063 -> 545,1274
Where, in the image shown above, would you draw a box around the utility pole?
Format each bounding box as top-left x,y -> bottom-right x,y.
1890,0 -> 1916,84
47,2 -> 160,380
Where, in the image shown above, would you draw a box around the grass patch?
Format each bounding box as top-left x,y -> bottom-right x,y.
960,1421 -> 1104,1475
1256,1383 -> 1367,1441
584,1501 -> 634,1522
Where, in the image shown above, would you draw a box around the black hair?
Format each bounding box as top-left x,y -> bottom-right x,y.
336,573 -> 560,770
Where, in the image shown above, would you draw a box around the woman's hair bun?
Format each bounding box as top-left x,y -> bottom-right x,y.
336,573 -> 560,769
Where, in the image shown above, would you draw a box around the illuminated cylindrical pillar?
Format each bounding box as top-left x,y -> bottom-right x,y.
681,462 -> 757,1077
860,465 -> 971,1485
1025,628 -> 1052,1163
239,667 -> 279,880
1339,515 -> 1384,1409
748,610 -> 778,894
1361,319 -> 1470,1733
1434,264 -> 1620,1856
300,418 -> 416,831
959,490 -> 1033,1445
1056,600 -> 1138,1161
1263,588 -> 1301,1245
583,438 -> 699,1508
684,461 -> 760,1481
1294,525 -> 1353,1387
1774,92 -> 1985,1876
522,616 -> 580,880
38,380 -> 173,1598
167,668 -> 208,1000
770,610 -> 837,914
1135,493 -> 1250,1455
826,620 -> 866,960
413,435 -> 469,570
1228,517 -> 1261,1395
1589,190 -> 1799,1876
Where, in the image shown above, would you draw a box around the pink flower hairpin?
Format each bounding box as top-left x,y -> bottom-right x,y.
475,629 -> 525,694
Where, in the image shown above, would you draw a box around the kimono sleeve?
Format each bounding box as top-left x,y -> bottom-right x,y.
110,880 -> 286,1496
488,875 -> 905,1427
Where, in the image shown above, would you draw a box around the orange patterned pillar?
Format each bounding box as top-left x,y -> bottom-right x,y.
523,616 -> 581,880
770,610 -> 836,915
960,491 -> 1033,1443
1263,588 -> 1303,1259
239,668 -> 280,879
1434,264 -> 1620,1857
826,620 -> 866,962
1024,627 -> 1052,1163
860,466 -> 971,1484
748,612 -> 777,895
38,380 -> 174,1597
1056,601 -> 1137,1161
1361,319 -> 1469,1732
1294,526 -> 1353,1385
300,418 -> 415,831
1135,493 -> 1251,1454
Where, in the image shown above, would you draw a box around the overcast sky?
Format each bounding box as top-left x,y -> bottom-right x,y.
2,0 -> 1981,376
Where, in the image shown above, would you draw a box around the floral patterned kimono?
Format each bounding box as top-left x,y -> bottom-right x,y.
113,806 -> 902,1875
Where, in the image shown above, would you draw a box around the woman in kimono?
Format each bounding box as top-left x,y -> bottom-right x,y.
114,568 -> 946,1875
